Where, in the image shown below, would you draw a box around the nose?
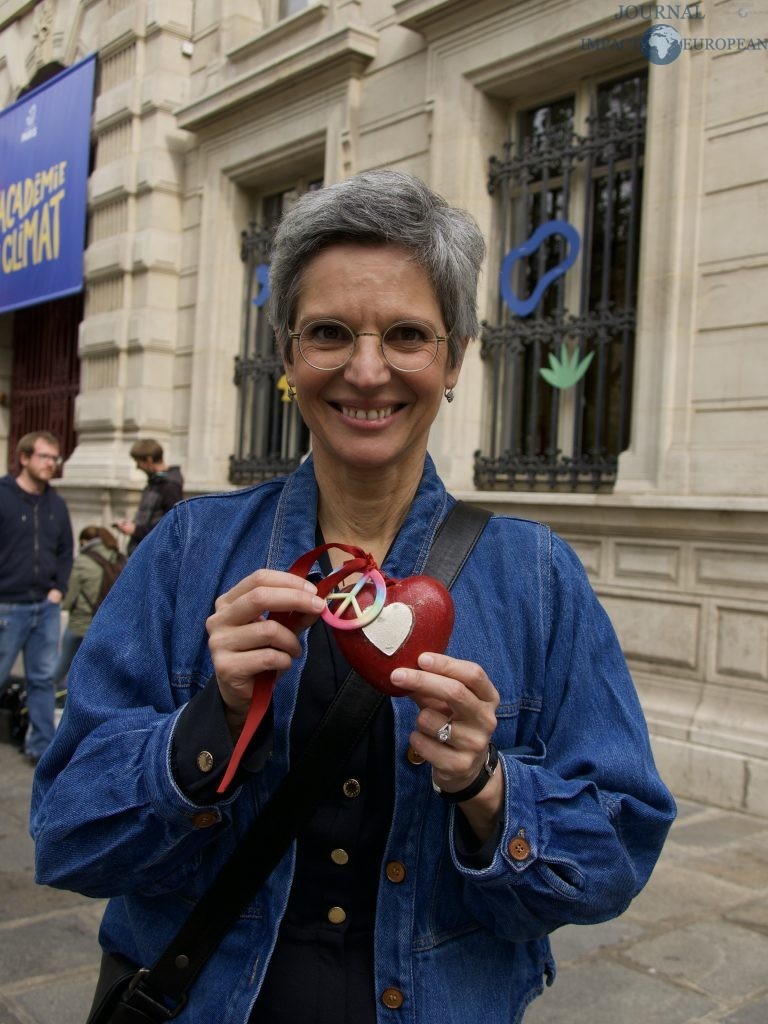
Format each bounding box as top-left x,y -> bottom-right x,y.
343,334 -> 391,387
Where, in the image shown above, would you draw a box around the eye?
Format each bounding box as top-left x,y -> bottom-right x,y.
384,321 -> 433,347
302,320 -> 354,345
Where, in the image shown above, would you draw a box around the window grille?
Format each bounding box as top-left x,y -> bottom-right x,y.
230,184 -> 320,485
475,72 -> 647,491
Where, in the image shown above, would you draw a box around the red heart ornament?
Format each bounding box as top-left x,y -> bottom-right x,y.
332,575 -> 454,696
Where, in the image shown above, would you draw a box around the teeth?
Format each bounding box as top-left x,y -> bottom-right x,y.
341,406 -> 394,421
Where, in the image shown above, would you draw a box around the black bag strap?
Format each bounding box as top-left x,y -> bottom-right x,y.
121,500 -> 491,1020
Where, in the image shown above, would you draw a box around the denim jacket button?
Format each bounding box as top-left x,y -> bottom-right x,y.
385,860 -> 406,883
508,836 -> 531,861
196,750 -> 214,773
406,746 -> 425,765
381,987 -> 404,1009
191,811 -> 218,829
342,778 -> 362,798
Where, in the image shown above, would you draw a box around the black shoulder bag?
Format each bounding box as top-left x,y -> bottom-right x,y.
86,500 -> 491,1023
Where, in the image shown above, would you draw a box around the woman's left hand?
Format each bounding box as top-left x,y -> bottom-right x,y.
390,653 -> 504,840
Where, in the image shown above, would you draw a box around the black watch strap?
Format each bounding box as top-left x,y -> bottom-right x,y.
433,742 -> 499,803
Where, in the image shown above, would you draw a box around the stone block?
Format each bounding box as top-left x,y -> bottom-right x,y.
695,544 -> 768,593
691,327 -> 768,407
1,913 -> 102,985
723,994 -> 768,1024
699,180 -> 768,265
12,972 -> 101,1024
357,108 -> 431,170
612,542 -> 681,586
689,444 -> 768,498
561,537 -> 603,580
745,756 -> 768,818
652,737 -> 748,813
704,122 -> 768,195
600,595 -> 701,671
712,605 -> 768,684
706,46 -> 768,128
625,920 -> 768,1000
523,958 -> 716,1024
698,264 -> 768,332
93,80 -> 142,127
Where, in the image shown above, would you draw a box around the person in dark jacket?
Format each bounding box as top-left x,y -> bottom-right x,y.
0,430 -> 73,764
114,438 -> 184,554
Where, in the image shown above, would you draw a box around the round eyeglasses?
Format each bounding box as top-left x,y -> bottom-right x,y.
290,319 -> 447,373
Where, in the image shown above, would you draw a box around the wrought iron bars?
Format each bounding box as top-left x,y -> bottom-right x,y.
230,219 -> 307,484
476,73 -> 647,491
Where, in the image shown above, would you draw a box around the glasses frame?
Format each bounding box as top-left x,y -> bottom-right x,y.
30,451 -> 62,466
289,318 -> 448,373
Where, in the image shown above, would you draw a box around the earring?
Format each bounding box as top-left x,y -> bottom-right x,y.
287,383 -> 296,402
444,387 -> 454,403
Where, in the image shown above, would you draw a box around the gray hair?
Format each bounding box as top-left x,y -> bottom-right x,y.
268,170 -> 486,368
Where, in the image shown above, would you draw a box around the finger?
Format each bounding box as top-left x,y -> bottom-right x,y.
391,655 -> 498,707
208,617 -> 305,659
418,652 -> 500,703
216,569 -> 318,607
210,582 -> 325,629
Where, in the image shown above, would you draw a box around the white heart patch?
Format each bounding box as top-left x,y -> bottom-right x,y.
362,602 -> 414,656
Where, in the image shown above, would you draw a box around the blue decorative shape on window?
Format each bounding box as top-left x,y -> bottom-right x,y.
252,263 -> 271,308
500,220 -> 581,318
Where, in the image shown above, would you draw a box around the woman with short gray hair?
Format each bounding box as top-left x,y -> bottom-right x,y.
33,170 -> 674,1024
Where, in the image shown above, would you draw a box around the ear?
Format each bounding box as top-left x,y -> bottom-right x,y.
445,337 -> 469,390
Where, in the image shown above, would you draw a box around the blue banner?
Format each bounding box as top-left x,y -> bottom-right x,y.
0,54 -> 96,314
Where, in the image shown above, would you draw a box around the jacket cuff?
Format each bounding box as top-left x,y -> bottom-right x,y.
171,675 -> 274,804
449,754 -> 539,881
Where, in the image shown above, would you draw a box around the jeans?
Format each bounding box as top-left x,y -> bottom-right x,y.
53,628 -> 84,690
0,600 -> 61,758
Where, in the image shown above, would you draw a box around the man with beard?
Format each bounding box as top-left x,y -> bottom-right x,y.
0,431 -> 73,764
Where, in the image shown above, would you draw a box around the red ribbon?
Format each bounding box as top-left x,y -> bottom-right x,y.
216,543 -> 378,793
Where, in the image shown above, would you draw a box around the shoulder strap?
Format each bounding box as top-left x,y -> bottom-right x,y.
79,550 -> 110,612
122,500 -> 491,1019
83,549 -> 109,569
426,500 -> 492,588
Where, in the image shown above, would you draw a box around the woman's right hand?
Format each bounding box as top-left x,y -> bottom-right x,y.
206,570 -> 325,736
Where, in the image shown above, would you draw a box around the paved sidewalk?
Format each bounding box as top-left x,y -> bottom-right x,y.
1,738 -> 767,1023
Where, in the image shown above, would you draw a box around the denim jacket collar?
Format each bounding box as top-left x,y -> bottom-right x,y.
266,453 -> 450,579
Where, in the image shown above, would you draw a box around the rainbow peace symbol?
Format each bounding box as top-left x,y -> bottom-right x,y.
321,567 -> 387,630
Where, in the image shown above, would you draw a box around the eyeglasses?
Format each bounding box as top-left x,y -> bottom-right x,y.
32,452 -> 62,466
290,319 -> 447,373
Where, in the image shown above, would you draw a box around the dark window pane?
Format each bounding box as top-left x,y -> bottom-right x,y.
477,72 -> 647,491
231,182 -> 321,484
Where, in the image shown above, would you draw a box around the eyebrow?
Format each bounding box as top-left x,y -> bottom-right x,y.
296,314 -> 441,331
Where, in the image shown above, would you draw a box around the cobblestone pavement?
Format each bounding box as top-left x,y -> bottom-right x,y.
1,739 -> 767,1023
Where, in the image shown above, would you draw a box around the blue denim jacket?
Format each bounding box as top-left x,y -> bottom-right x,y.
31,455 -> 675,1024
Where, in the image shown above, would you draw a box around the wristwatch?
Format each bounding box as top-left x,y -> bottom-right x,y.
432,742 -> 499,804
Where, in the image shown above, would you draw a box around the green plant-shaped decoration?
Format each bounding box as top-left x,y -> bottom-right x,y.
539,344 -> 594,389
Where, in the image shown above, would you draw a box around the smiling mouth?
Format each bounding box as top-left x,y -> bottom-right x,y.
335,404 -> 401,421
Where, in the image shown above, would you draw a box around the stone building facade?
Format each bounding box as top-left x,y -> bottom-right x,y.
1,0 -> 767,815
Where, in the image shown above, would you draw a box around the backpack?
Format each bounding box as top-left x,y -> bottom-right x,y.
82,550 -> 128,613
0,679 -> 27,746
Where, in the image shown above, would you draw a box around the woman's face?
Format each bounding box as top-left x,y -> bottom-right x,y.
286,242 -> 464,475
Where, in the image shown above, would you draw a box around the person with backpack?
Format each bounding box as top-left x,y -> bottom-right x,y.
54,526 -> 126,692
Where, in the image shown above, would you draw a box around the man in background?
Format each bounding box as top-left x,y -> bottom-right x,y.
115,439 -> 184,554
0,431 -> 73,765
